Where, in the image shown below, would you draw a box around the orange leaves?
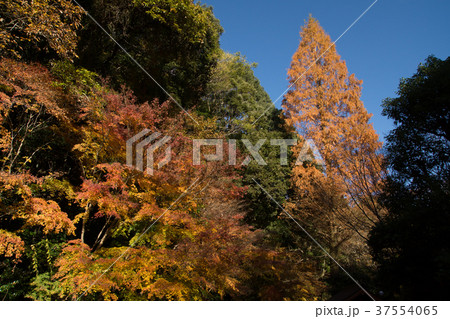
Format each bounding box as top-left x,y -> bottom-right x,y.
0,49 -> 326,299
54,239 -> 105,299
283,16 -> 384,209
0,59 -> 72,174
24,198 -> 75,235
0,171 -> 36,199
0,59 -> 67,121
284,17 -> 366,143
76,163 -> 137,220
0,171 -> 75,236
282,17 -> 385,257
0,230 -> 25,261
55,185 -> 264,300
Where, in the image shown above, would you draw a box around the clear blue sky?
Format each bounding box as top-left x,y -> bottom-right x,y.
202,0 -> 450,140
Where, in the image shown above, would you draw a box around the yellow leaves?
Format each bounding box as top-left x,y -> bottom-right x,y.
54,197 -> 264,300
0,126 -> 11,153
0,171 -> 35,198
0,172 -> 75,237
224,276 -> 238,292
136,0 -> 220,45
146,278 -> 187,301
72,136 -> 102,177
0,0 -> 83,60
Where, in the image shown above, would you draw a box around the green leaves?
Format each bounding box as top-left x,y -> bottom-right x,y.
370,56 -> 450,300
200,52 -> 274,133
0,3 -> 340,300
77,0 -> 222,106
135,0 -> 222,44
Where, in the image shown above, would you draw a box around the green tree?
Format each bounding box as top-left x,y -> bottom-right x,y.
76,0 -> 222,107
369,56 -> 450,300
200,51 -> 293,229
200,52 -> 276,132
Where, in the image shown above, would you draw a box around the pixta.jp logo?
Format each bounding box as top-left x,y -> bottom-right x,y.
126,129 -> 324,175
126,129 -> 171,175
193,138 -> 324,167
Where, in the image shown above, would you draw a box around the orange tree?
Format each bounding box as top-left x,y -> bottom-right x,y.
282,17 -> 385,267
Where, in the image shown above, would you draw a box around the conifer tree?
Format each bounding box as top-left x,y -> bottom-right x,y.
282,17 -> 385,258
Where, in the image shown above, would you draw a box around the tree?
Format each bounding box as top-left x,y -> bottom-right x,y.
0,3 -> 332,299
76,0 -> 222,107
0,59 -> 83,177
282,17 -> 384,264
0,171 -> 76,300
0,0 -> 83,61
200,51 -> 294,229
0,58 -> 84,300
369,56 -> 450,300
200,52 -> 276,132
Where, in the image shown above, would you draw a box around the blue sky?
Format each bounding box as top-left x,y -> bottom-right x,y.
202,0 -> 450,140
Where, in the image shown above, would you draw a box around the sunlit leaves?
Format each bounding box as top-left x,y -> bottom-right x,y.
0,230 -> 25,261
0,0 -> 83,60
0,8 -> 336,299
0,172 -> 75,236
134,0 -> 221,45
78,0 -> 222,105
0,59 -> 72,174
24,198 -> 75,235
282,17 -> 385,264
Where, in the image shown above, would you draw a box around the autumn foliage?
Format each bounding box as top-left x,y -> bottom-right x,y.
0,0 -> 83,60
282,18 -> 385,261
0,53 -> 320,300
2,0 -> 440,302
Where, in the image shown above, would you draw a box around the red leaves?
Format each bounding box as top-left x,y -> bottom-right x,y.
76,164 -> 137,220
0,59 -> 73,174
0,59 -> 68,121
0,56 -> 322,300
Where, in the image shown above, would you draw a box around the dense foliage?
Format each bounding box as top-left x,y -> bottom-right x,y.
281,17 -> 385,294
0,1 -> 448,301
369,56 -> 450,300
75,0 -> 222,106
0,0 -> 83,61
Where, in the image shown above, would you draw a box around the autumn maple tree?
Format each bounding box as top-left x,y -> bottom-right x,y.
282,17 -> 385,260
